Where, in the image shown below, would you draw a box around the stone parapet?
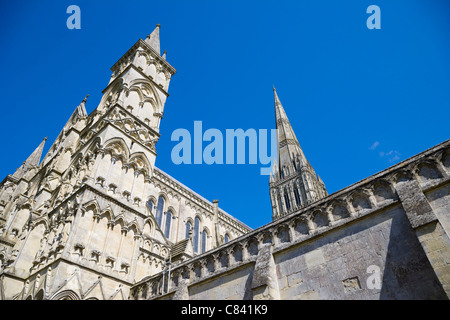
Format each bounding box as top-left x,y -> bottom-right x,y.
130,139 -> 449,300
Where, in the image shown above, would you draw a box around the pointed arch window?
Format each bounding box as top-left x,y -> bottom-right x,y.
185,221 -> 192,239
294,188 -> 301,206
201,229 -> 208,253
193,217 -> 200,253
278,195 -> 283,213
284,192 -> 291,211
155,196 -> 164,226
224,233 -> 230,243
164,211 -> 172,238
146,199 -> 154,215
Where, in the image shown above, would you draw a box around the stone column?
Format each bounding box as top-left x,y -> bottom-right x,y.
241,240 -> 249,262
172,278 -> 189,300
288,182 -> 297,209
251,243 -> 280,300
270,190 -> 278,219
279,189 -> 287,214
395,179 -> 450,297
104,156 -> 117,187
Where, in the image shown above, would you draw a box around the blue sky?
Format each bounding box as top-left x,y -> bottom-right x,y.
1,0 -> 449,229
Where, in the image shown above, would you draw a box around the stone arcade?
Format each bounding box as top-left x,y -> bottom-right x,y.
0,25 -> 449,300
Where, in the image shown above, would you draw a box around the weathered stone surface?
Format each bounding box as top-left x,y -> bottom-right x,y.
0,27 -> 251,301
251,244 -> 280,300
395,179 -> 437,229
0,23 -> 449,301
342,277 -> 361,293
136,140 -> 450,301
172,278 -> 189,300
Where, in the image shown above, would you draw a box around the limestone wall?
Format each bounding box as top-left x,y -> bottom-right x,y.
130,140 -> 450,300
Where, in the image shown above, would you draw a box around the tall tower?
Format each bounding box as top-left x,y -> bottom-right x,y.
0,25 -> 251,300
269,88 -> 327,220
0,24 -> 177,299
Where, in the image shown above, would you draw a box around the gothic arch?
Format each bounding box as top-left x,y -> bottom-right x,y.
103,137 -> 131,162
349,189 -> 373,212
100,79 -> 123,108
194,213 -> 203,224
127,221 -> 140,235
113,215 -> 126,229
51,290 -> 80,300
64,152 -> 85,178
30,217 -> 50,233
185,217 -> 194,225
142,97 -> 157,112
414,160 -> 443,184
145,197 -> 156,216
166,206 -> 177,217
293,216 -> 309,236
312,210 -> 329,229
34,289 -> 45,300
156,193 -> 169,205
160,246 -> 169,258
393,168 -> 413,183
128,152 -> 152,176
127,86 -> 144,102
440,148 -> 450,170
276,224 -> 291,243
142,219 -> 153,237
371,179 -> 396,203
136,50 -> 151,65
152,243 -> 161,255
86,136 -> 102,153
81,200 -> 100,217
129,79 -> 162,112
98,208 -> 114,222
147,195 -> 157,205
329,200 -> 350,221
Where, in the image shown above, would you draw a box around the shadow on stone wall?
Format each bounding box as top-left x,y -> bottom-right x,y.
380,211 -> 447,299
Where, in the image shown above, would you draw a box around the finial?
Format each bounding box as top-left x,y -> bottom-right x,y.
44,137 -> 48,141
82,94 -> 89,103
273,85 -> 276,92
156,23 -> 161,28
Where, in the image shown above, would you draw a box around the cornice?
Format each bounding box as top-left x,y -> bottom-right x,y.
110,39 -> 176,76
104,63 -> 171,98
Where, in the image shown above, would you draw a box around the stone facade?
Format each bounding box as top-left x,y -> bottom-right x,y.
130,139 -> 450,300
0,25 -> 250,300
0,25 -> 449,300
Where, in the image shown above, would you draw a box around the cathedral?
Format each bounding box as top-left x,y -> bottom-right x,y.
1,25 -> 449,300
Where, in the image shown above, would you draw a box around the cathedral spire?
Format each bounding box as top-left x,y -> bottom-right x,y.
273,87 -> 307,176
270,87 -> 327,220
13,137 -> 47,179
145,24 -> 161,55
